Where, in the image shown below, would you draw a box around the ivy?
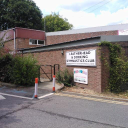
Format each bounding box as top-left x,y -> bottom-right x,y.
99,41 -> 128,93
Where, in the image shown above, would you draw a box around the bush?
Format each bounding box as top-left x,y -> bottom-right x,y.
0,53 -> 39,86
0,54 -> 13,82
0,47 -> 10,58
8,55 -> 39,86
56,69 -> 74,87
109,58 -> 128,92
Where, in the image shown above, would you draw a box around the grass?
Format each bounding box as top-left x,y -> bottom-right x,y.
62,86 -> 128,99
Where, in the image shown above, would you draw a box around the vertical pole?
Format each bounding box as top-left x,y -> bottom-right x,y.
54,65 -> 55,75
34,78 -> 38,98
44,18 -> 45,31
13,28 -> 16,53
53,75 -> 55,92
51,65 -> 52,81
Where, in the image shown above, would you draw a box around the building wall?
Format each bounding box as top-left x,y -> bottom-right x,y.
4,39 -> 14,51
4,30 -> 118,51
16,38 -> 41,49
46,30 -> 118,45
4,38 -> 43,51
23,44 -> 108,93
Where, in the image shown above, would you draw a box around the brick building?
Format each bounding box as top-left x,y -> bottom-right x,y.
1,24 -> 128,93
46,23 -> 128,45
0,27 -> 45,51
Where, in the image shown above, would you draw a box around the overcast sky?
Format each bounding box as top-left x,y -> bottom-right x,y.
33,0 -> 128,29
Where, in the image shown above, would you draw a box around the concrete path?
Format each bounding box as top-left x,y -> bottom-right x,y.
38,81 -> 62,91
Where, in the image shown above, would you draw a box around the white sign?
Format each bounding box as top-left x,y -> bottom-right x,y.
66,49 -> 96,66
118,30 -> 128,35
74,68 -> 88,84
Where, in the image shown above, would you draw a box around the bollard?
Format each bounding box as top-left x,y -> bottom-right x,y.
53,75 -> 55,92
34,78 -> 38,98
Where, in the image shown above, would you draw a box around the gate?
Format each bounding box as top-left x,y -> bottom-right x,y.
39,64 -> 59,82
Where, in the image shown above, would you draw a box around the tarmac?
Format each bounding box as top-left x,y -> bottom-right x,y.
0,80 -> 64,99
0,80 -> 128,102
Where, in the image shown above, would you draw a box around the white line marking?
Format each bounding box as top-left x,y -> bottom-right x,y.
0,92 -> 33,100
38,93 -> 54,99
0,95 -> 6,100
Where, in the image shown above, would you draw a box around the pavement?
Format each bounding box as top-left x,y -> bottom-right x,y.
0,80 -> 128,102
0,81 -> 63,99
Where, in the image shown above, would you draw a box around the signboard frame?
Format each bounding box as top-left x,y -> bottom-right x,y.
66,49 -> 96,67
74,68 -> 88,84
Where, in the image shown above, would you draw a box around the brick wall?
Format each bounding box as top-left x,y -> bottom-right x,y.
4,38 -> 43,51
16,38 -> 40,49
4,30 -> 118,51
46,30 -> 118,45
4,39 -> 14,51
23,45 -> 107,93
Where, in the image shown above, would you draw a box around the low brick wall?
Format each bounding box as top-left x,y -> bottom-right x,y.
23,44 -> 109,93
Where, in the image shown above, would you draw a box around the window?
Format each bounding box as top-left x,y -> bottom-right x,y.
29,39 -> 45,46
29,39 -> 37,45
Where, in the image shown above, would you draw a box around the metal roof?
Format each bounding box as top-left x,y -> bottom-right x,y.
46,23 -> 128,36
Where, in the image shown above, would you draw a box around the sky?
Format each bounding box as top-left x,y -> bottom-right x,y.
33,0 -> 128,29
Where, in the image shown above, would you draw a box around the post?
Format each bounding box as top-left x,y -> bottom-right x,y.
53,75 -> 55,92
34,78 -> 38,98
13,28 -> 16,53
44,17 -> 45,31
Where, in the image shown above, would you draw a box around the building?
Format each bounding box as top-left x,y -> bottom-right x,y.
0,27 -> 45,51
1,24 -> 128,93
46,23 -> 128,45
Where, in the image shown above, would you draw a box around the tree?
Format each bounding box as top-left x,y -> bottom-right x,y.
0,0 -> 43,30
42,13 -> 73,32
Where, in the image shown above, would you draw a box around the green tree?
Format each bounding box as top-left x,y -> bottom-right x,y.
42,13 -> 73,32
0,0 -> 43,30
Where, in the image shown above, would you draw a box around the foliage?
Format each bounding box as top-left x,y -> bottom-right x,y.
8,55 -> 39,86
0,47 -> 10,58
0,54 -> 13,82
0,0 -> 43,30
0,31 -> 6,47
99,41 -> 128,93
42,12 -> 73,32
0,53 -> 39,86
56,69 -> 74,87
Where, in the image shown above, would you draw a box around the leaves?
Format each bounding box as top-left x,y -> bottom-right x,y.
42,12 -> 73,32
0,52 -> 39,86
99,41 -> 128,93
56,69 -> 74,87
0,0 -> 43,30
